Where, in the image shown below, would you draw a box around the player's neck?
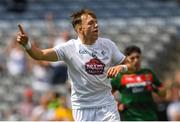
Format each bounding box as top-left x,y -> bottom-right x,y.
134,67 -> 141,72
129,67 -> 141,73
79,35 -> 96,45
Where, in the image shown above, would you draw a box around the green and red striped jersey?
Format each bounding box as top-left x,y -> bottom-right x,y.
111,68 -> 162,105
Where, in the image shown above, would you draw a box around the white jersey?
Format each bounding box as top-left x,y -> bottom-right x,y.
54,37 -> 125,109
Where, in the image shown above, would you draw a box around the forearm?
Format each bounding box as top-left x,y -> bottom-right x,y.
25,42 -> 58,61
157,86 -> 168,97
26,44 -> 44,60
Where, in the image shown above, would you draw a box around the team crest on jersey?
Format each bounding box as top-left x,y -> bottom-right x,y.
85,58 -> 105,75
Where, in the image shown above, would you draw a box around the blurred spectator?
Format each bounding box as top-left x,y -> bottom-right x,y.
5,37 -> 28,78
166,70 -> 180,101
45,12 -> 57,38
54,95 -> 73,121
167,101 -> 180,121
30,41 -> 51,92
0,51 -> 6,76
4,107 -> 21,121
31,93 -> 54,121
31,60 -> 51,92
165,69 -> 180,121
45,12 -> 70,85
176,0 -> 180,5
4,0 -> 28,13
153,77 -> 173,121
48,31 -> 69,85
18,88 -> 35,120
45,12 -> 69,85
174,69 -> 180,86
166,69 -> 180,121
47,90 -> 60,110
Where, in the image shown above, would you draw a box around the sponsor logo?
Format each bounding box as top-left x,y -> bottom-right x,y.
101,50 -> 106,56
79,50 -> 89,54
121,74 -> 154,92
85,58 -> 105,75
121,74 -> 153,86
126,82 -> 146,88
79,48 -> 107,58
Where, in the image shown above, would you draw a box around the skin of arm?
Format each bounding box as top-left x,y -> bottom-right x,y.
151,70 -> 167,98
156,85 -> 168,97
26,44 -> 58,61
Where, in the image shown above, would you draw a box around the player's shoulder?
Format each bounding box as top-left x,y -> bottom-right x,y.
60,39 -> 76,46
54,39 -> 76,51
66,39 -> 76,44
98,37 -> 113,42
98,37 -> 115,45
140,68 -> 153,73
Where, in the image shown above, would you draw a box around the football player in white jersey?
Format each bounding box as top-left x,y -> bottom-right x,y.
17,9 -> 134,121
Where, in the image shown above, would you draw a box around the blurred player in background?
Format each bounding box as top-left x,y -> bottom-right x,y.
16,9 -> 134,121
111,45 -> 167,121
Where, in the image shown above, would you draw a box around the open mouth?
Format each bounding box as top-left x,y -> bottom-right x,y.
93,30 -> 98,33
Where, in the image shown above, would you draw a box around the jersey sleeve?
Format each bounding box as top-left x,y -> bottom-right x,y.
152,71 -> 162,87
53,40 -> 73,61
110,40 -> 126,65
53,44 -> 66,61
150,69 -> 162,92
111,73 -> 123,90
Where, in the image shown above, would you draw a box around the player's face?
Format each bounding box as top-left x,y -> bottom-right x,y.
128,52 -> 141,70
80,14 -> 99,41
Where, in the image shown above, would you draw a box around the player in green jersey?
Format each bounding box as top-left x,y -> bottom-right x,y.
111,45 -> 166,121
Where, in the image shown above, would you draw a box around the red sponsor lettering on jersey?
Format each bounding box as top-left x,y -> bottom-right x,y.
85,58 -> 105,75
121,74 -> 153,88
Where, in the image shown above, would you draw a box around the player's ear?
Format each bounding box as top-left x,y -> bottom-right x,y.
76,25 -> 82,33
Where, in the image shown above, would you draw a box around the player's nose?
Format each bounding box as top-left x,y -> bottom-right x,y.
95,23 -> 98,28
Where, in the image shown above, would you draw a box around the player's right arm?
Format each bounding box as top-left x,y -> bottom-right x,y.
17,24 -> 58,61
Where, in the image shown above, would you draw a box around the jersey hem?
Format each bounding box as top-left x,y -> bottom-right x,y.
71,102 -> 116,110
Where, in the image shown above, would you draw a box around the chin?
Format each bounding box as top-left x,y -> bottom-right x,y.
94,34 -> 98,40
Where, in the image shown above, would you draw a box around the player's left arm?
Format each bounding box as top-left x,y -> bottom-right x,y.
157,85 -> 167,97
151,70 -> 167,97
107,57 -> 135,78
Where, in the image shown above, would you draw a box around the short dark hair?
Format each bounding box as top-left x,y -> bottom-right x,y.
71,9 -> 97,29
124,45 -> 141,56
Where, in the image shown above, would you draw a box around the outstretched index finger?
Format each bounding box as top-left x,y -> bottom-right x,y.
18,24 -> 25,34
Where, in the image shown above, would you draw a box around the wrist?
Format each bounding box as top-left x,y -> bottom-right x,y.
24,41 -> 31,50
121,65 -> 128,72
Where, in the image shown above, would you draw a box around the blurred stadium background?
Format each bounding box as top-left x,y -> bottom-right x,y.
0,0 -> 180,121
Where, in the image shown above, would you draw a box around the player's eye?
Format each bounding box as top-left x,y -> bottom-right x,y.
88,21 -> 93,25
131,57 -> 135,60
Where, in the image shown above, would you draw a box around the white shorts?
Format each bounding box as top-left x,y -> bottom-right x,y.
72,104 -> 120,121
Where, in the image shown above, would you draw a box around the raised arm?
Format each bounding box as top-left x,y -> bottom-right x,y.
17,24 -> 58,61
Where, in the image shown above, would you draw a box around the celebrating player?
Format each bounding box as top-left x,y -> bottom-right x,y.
17,9 -> 133,121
